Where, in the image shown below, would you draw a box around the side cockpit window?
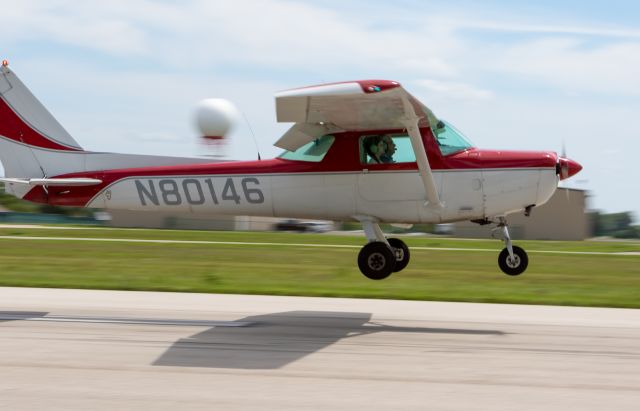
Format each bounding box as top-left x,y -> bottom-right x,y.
279,135 -> 335,162
360,134 -> 416,164
432,120 -> 474,156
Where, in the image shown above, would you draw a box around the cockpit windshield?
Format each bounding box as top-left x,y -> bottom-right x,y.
278,135 -> 335,162
432,120 -> 474,156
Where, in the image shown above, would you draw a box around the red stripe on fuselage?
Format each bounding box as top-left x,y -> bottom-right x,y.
0,97 -> 81,151
23,128 -> 557,207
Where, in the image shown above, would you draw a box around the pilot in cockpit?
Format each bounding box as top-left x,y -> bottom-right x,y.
379,135 -> 396,163
365,135 -> 396,164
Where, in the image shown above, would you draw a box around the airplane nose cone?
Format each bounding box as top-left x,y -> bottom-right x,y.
558,157 -> 583,180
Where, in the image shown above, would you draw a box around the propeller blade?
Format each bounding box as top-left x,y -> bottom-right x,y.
562,162 -> 569,179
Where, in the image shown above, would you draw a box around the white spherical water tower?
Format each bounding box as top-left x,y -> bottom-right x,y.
193,98 -> 240,157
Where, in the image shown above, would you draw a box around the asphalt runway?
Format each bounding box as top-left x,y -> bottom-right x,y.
1,287 -> 639,410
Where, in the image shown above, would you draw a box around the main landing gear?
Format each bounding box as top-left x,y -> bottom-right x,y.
494,217 -> 528,276
357,220 -> 410,280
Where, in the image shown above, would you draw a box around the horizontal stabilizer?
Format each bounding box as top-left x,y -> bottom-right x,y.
0,177 -> 102,186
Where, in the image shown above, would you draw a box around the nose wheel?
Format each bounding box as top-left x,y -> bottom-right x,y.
498,245 -> 528,275
495,217 -> 528,276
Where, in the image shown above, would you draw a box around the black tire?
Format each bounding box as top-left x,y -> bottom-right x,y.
358,241 -> 396,280
498,246 -> 528,276
387,238 -> 410,272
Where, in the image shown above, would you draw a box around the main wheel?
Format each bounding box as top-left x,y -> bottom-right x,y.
498,246 -> 528,276
387,238 -> 410,272
358,241 -> 396,280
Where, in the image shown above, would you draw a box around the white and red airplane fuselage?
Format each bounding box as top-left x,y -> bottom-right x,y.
18,134 -> 570,226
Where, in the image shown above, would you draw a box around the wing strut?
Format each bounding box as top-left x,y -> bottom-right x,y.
402,97 -> 443,208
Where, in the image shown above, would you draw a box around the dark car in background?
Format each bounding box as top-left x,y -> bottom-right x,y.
274,219 -> 333,233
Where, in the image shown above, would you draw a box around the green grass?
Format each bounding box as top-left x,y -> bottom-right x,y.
0,226 -> 638,308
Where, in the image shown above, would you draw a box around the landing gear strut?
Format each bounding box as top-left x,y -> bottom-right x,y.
494,217 -> 528,276
357,220 -> 410,280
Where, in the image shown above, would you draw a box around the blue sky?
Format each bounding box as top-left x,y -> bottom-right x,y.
1,0 -> 639,218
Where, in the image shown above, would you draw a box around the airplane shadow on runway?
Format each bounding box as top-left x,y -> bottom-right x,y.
153,311 -> 505,370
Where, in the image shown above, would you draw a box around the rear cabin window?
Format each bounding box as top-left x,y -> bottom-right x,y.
360,134 -> 416,164
278,135 -> 335,162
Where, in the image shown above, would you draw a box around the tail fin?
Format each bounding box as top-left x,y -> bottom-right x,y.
0,61 -> 83,180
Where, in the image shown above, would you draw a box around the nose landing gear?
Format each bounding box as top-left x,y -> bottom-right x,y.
494,217 -> 528,276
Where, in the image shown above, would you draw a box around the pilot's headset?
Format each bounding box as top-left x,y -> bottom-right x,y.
368,136 -> 387,162
381,135 -> 393,151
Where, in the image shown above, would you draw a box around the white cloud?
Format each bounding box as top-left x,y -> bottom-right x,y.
466,21 -> 640,38
486,38 -> 640,96
0,1 -> 150,55
6,1 -> 639,97
0,0 -> 462,76
414,79 -> 494,100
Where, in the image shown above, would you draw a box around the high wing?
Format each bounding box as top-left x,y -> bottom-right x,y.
274,80 -> 439,147
274,80 -> 443,207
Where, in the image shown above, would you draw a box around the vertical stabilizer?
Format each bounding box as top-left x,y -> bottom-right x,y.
0,61 -> 84,180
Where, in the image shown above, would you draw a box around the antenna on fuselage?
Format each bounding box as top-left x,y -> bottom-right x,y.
242,111 -> 261,161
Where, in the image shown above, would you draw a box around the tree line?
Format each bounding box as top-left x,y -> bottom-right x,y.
589,211 -> 639,239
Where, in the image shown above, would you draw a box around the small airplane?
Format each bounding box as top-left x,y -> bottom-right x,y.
0,61 -> 582,280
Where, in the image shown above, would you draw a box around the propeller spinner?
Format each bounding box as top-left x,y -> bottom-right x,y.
556,156 -> 582,180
